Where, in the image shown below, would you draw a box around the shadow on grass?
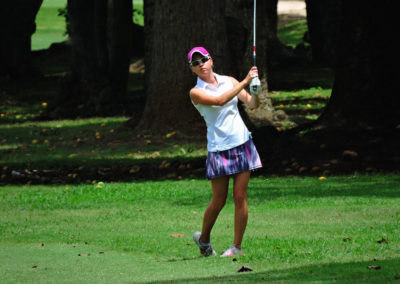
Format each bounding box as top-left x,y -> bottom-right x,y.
168,175 -> 400,209
248,175 -> 400,200
0,117 -> 208,184
145,258 -> 400,283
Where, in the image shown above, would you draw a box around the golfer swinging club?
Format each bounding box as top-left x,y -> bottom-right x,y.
188,46 -> 263,257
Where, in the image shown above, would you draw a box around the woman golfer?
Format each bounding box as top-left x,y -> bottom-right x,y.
188,46 -> 262,257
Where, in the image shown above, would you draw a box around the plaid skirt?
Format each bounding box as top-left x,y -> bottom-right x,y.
206,138 -> 262,179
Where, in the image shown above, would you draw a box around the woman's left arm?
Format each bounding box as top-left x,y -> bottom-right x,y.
230,77 -> 260,109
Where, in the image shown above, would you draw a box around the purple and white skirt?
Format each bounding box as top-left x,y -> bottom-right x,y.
205,138 -> 262,180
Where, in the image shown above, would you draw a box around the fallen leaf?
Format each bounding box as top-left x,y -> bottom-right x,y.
298,166 -> 307,173
166,131 -> 177,139
342,150 -> 358,159
312,166 -> 321,172
159,160 -> 171,169
367,265 -> 381,270
129,166 -> 141,173
32,265 -> 38,269
377,238 -> 388,244
343,237 -> 352,242
237,266 -> 253,273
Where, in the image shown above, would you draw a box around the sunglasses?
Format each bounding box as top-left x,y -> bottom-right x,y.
190,56 -> 211,67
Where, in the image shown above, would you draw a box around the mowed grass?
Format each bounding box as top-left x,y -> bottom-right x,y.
31,0 -> 68,50
0,175 -> 399,283
32,0 -> 144,50
278,19 -> 308,48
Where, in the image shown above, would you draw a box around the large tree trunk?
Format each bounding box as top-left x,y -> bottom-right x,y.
305,0 -> 341,66
0,0 -> 43,79
318,1 -> 397,129
137,0 -> 282,133
54,0 -> 132,117
137,0 -> 231,132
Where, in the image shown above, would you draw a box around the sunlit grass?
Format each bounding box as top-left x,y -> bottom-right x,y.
32,4 -> 67,50
278,19 -> 308,48
0,175 -> 399,282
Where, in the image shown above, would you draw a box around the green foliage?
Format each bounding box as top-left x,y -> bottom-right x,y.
0,175 -> 399,282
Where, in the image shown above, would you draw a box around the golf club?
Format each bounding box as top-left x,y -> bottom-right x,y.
249,0 -> 261,95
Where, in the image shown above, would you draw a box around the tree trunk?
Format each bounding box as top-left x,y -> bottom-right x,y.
305,0 -> 341,66
137,0 -> 284,133
137,0 -> 231,132
317,1 -> 397,129
0,0 -> 43,79
55,0 -> 131,117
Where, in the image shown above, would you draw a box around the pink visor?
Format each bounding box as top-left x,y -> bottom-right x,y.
187,47 -> 210,63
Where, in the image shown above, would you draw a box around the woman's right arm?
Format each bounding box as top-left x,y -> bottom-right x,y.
190,68 -> 256,106
190,80 -> 248,106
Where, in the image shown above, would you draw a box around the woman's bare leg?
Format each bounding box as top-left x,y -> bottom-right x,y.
200,175 -> 229,243
232,171 -> 251,249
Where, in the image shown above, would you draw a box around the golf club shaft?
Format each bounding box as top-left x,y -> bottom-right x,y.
249,0 -> 261,95
253,0 -> 256,67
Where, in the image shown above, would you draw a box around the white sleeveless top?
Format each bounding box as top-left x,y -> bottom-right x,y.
191,73 -> 250,152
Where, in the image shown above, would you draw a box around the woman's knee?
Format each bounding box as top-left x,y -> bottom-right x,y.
233,192 -> 247,207
211,196 -> 227,210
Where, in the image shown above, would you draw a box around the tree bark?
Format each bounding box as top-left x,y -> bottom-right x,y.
317,1 -> 397,129
0,0 -> 43,79
305,0 -> 341,66
55,0 -> 132,117
137,0 -> 231,132
137,0 -> 283,133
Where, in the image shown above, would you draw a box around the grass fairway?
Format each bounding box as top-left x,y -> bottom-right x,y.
1,175 -> 399,283
32,0 -> 68,50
